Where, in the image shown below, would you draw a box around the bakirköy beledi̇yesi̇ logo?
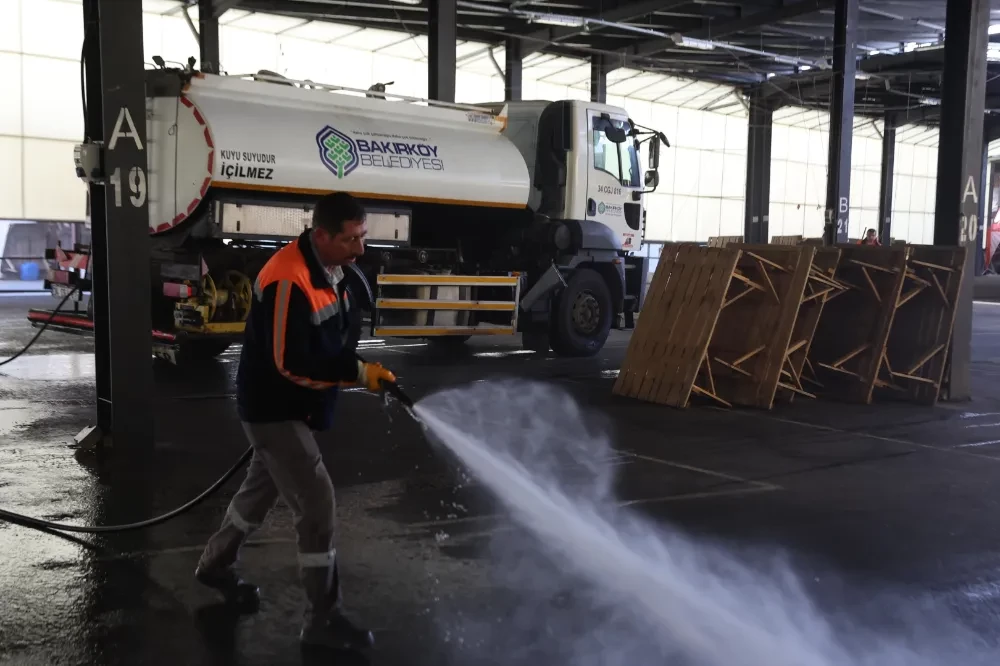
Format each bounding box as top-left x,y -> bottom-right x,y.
316,126 -> 445,178
317,126 -> 359,179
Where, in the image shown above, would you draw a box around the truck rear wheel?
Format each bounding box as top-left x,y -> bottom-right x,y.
550,268 -> 612,357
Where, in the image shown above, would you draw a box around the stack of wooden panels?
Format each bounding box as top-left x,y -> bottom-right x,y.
619,242 -> 968,409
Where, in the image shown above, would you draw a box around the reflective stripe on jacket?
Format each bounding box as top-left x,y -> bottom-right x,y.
236,230 -> 362,430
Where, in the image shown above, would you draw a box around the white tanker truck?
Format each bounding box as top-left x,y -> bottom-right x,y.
30,61 -> 666,362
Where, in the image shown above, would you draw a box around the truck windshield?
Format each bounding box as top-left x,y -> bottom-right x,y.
593,117 -> 640,188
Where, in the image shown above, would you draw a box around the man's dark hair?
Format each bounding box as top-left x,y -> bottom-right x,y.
312,192 -> 365,234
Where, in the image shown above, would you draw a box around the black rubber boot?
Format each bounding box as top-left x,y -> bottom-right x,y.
195,565 -> 261,612
300,612 -> 375,651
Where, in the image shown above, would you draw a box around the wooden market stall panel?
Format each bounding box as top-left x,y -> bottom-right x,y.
773,247 -> 845,404
876,246 -> 967,404
707,236 -> 744,247
711,244 -> 817,408
614,245 -> 825,409
613,245 -> 739,408
806,246 -> 910,403
771,235 -> 804,245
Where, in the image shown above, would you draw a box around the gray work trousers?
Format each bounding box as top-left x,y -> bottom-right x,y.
198,420 -> 342,620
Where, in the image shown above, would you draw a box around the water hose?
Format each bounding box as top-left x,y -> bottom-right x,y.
0,380 -> 413,535
0,284 -> 81,367
0,447 -> 253,533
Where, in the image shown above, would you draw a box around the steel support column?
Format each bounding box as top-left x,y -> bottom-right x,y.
933,0 -> 989,400
823,0 -> 859,245
877,113 -> 896,243
976,139 -> 989,276
428,0 -> 456,102
590,56 -> 608,104
744,95 -> 773,243
504,38 -> 523,101
82,0 -> 153,448
198,0 -> 221,74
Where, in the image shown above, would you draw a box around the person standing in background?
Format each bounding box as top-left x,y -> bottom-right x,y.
859,228 -> 881,246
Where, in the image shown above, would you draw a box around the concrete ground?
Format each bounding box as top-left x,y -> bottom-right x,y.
0,279 -> 45,292
4,292 -> 1000,664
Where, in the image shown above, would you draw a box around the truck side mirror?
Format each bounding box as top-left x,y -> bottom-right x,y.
644,170 -> 659,188
649,136 -> 660,170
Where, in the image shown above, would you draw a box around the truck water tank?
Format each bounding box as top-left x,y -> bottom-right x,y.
144,73 -> 531,235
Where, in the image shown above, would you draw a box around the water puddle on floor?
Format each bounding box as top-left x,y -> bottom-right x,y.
0,353 -> 95,381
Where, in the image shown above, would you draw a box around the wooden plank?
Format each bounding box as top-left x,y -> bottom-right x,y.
618,242 -> 699,397
613,244 -> 680,398
650,245 -> 709,404
650,248 -> 703,405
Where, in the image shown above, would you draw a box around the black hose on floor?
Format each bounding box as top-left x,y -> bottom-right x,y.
0,284 -> 81,367
0,382 -> 415,534
0,285 -> 254,533
0,344 -> 411,535
0,446 -> 253,534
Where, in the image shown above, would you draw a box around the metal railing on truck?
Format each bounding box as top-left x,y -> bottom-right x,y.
372,273 -> 521,337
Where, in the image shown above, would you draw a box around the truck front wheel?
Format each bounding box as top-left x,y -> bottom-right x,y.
550,268 -> 612,357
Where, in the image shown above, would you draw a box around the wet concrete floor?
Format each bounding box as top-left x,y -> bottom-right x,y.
4,293 -> 1000,664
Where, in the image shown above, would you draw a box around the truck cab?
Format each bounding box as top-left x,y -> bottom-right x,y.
484,100 -> 656,254
483,99 -> 661,350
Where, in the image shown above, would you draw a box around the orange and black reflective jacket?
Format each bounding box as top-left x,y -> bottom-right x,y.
236,230 -> 365,430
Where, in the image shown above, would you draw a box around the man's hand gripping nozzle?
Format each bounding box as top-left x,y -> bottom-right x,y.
355,353 -> 417,427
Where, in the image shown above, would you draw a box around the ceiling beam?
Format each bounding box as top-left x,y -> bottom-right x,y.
519,0 -> 693,57
212,0 -> 243,16
234,2 -> 544,52
630,0 -> 835,57
237,1 -> 424,21
239,0 -> 534,35
688,0 -> 835,39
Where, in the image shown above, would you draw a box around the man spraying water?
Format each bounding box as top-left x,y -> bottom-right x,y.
195,192 -> 396,652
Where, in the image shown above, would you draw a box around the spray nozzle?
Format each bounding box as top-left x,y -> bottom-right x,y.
379,379 -> 414,409
377,379 -> 423,434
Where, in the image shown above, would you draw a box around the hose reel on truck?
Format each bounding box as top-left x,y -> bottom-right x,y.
174,270 -> 254,331
29,64 -> 663,360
